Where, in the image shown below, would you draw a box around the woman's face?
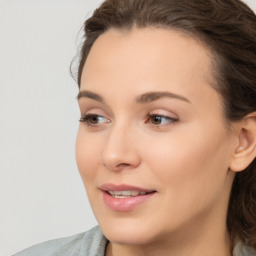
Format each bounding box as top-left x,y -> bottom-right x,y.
76,28 -> 236,245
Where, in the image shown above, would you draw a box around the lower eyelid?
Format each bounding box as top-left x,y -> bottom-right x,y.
79,114 -> 104,123
147,114 -> 179,126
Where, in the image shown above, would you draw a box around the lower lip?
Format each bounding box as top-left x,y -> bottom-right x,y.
102,191 -> 155,212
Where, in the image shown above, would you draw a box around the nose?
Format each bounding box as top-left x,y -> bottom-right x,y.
101,124 -> 140,171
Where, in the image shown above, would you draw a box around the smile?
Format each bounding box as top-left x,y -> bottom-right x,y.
100,184 -> 157,211
107,190 -> 149,198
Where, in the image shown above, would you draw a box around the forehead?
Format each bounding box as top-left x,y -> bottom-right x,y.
81,27 -> 215,103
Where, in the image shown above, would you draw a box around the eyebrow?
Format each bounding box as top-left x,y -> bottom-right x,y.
77,90 -> 190,104
77,90 -> 104,103
135,91 -> 190,104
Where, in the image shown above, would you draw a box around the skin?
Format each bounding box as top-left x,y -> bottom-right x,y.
76,28 -> 241,256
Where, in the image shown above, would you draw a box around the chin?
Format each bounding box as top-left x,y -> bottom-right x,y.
99,219 -> 158,245
104,229 -> 155,245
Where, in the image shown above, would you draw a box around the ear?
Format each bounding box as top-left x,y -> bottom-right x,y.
229,112 -> 256,172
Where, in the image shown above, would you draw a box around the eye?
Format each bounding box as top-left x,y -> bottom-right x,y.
147,114 -> 178,126
79,114 -> 109,126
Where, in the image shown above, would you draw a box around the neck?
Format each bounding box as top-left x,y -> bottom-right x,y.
106,229 -> 232,256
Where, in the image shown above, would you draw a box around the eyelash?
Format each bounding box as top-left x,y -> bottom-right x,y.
79,114 -> 108,126
79,114 -> 179,127
146,114 -> 178,126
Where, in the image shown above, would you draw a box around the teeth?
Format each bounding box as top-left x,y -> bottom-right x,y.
131,191 -> 139,196
108,190 -> 148,198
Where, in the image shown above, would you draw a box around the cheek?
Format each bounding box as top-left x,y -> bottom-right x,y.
75,127 -> 101,185
143,123 -> 231,199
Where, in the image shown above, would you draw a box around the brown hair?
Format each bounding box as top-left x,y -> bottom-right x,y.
73,0 -> 256,249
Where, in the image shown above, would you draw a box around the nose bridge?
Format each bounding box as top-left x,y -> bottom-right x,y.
101,119 -> 139,170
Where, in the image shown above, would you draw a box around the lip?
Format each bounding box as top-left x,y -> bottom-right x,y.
100,183 -> 157,212
100,183 -> 155,192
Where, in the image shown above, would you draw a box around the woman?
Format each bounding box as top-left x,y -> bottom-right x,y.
14,0 -> 256,255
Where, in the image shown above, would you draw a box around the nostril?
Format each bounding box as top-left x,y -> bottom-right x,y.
118,163 -> 130,167
102,160 -> 132,171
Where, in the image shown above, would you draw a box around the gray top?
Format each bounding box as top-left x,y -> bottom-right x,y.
13,226 -> 256,256
13,226 -> 107,256
234,242 -> 256,256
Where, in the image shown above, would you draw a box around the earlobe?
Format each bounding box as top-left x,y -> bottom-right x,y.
229,113 -> 256,172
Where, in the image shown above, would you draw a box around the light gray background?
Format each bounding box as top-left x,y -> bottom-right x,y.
0,0 -> 255,255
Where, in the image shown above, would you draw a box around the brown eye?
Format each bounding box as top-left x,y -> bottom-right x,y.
150,115 -> 163,125
88,115 -> 100,124
148,114 -> 178,126
79,114 -> 108,126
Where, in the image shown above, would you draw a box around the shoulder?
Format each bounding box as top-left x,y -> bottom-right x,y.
13,226 -> 108,256
233,241 -> 256,256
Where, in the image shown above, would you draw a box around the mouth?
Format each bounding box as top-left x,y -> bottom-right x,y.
107,190 -> 154,198
100,183 -> 156,196
100,184 -> 157,211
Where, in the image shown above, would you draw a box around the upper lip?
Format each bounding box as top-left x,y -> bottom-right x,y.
100,183 -> 156,193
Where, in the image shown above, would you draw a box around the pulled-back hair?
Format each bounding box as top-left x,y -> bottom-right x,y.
73,0 -> 256,249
